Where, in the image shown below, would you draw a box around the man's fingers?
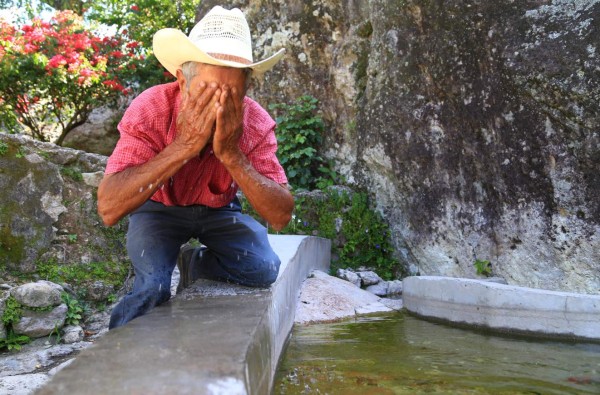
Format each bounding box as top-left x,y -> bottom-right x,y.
190,81 -> 218,109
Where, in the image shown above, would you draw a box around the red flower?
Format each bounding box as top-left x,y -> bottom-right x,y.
131,5 -> 140,12
126,41 -> 139,49
47,54 -> 67,69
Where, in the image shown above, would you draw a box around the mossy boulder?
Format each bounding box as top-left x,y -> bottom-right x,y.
0,133 -> 129,304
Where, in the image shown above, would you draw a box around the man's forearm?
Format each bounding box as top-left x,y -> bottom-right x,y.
223,153 -> 293,231
97,143 -> 190,226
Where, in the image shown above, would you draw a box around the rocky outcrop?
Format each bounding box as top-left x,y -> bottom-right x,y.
0,133 -> 129,297
205,0 -> 599,293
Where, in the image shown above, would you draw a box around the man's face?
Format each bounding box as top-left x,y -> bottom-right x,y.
186,63 -> 247,103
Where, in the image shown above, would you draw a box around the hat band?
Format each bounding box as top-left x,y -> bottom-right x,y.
208,52 -> 252,65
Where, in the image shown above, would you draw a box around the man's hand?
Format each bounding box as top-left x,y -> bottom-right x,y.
175,81 -> 221,159
213,85 -> 244,165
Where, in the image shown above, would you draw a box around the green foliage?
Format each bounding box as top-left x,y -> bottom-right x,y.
269,96 -> 340,190
60,165 -> 83,182
1,296 -> 22,327
88,0 -> 200,92
0,141 -> 7,156
474,259 -> 492,277
0,330 -> 30,351
242,188 -> 402,280
36,259 -> 128,302
1,296 -> 30,351
61,292 -> 83,325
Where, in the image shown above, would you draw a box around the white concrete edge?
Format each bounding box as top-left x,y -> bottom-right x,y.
265,235 -> 331,390
403,276 -> 600,340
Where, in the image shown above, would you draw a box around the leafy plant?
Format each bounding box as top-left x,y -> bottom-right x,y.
61,292 -> 83,325
2,296 -> 22,326
0,331 -> 30,351
0,141 -> 7,156
1,296 -> 30,351
269,96 -> 340,191
242,188 -> 403,280
474,259 -> 492,277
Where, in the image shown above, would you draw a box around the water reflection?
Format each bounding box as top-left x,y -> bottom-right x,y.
275,313 -> 600,394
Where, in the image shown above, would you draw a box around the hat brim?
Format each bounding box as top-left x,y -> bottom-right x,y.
153,28 -> 285,76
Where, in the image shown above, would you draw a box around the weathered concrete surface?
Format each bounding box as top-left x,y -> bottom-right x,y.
403,276 -> 600,340
36,235 -> 330,395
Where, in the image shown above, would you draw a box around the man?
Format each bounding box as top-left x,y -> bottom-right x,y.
97,6 -> 294,329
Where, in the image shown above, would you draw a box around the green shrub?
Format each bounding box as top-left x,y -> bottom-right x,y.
242,188 -> 403,280
1,296 -> 30,351
269,96 -> 340,190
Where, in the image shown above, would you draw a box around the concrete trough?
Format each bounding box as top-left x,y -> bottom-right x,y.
403,276 -> 600,341
37,235 -> 331,395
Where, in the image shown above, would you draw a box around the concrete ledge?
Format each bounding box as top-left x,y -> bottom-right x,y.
403,276 -> 600,340
37,235 -> 331,395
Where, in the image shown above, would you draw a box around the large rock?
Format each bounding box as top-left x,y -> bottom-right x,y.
209,0 -> 599,293
0,133 -> 129,291
295,270 -> 391,324
11,281 -> 62,308
62,105 -> 122,156
13,304 -> 68,338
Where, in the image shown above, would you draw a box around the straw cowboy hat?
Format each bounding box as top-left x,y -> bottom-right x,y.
153,6 -> 285,76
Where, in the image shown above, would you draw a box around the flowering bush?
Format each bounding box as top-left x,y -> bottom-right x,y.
0,10 -> 143,144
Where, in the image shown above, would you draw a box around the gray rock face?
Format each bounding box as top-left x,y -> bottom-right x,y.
62,105 -> 122,156
0,133 -> 129,298
13,304 -> 68,338
217,0 -> 599,293
11,282 -> 62,308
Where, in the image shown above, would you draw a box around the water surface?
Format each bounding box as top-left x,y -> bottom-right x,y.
274,313 -> 600,394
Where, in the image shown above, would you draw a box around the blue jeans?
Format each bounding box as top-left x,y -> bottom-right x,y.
108,198 -> 281,329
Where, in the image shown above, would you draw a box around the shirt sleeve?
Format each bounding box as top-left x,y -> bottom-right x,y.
104,88 -> 169,175
247,126 -> 288,185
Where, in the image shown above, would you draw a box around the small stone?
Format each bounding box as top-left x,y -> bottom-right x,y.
61,325 -> 84,344
86,280 -> 114,302
365,282 -> 388,296
11,281 -> 63,308
357,271 -> 382,286
336,269 -> 361,287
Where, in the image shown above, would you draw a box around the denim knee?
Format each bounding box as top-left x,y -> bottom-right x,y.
248,255 -> 281,287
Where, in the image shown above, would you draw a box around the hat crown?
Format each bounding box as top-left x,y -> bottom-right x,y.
188,6 -> 253,64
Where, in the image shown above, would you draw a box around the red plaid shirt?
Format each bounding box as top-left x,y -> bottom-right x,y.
105,82 -> 287,207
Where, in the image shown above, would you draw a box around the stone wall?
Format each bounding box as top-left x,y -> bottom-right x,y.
202,0 -> 599,293
0,133 -> 129,297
